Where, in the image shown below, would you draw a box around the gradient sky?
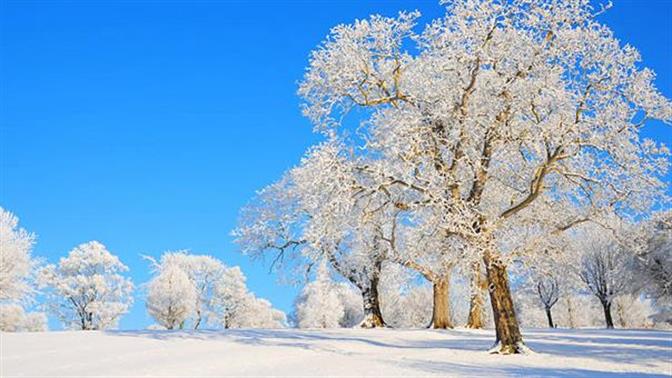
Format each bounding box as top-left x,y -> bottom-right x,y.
1,0 -> 670,330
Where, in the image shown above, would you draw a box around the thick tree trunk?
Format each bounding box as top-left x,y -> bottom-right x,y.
484,253 -> 526,354
545,307 -> 555,328
466,262 -> 486,329
359,260 -> 386,328
602,301 -> 615,329
360,285 -> 385,328
430,278 -> 453,329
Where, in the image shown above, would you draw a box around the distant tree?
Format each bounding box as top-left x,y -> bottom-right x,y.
0,304 -> 47,332
228,295 -> 286,328
39,241 -> 134,330
149,252 -> 231,329
213,266 -> 286,329
578,233 -> 632,329
633,212 -> 672,325
0,207 -> 36,302
336,283 -> 365,328
612,295 -> 655,329
535,275 -> 560,328
146,251 -> 286,329
294,262 -> 344,328
0,207 -> 48,332
146,262 -> 196,330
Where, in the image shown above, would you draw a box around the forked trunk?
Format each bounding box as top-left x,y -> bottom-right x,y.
484,252 -> 526,354
466,262 -> 486,329
545,307 -> 555,328
430,278 -> 453,329
602,301 -> 615,329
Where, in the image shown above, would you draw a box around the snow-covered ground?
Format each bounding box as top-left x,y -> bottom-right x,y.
1,328 -> 670,377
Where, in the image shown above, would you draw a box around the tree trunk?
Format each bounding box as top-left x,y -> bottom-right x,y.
466,262 -> 486,329
545,307 -> 555,328
430,278 -> 453,329
359,260 -> 386,328
602,301 -> 614,329
484,253 -> 526,354
565,297 -> 576,328
194,310 -> 202,330
360,286 -> 386,328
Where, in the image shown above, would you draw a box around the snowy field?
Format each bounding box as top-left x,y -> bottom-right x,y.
1,328 -> 671,377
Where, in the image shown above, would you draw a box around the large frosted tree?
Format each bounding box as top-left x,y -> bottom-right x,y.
298,0 -> 670,353
39,241 -> 134,330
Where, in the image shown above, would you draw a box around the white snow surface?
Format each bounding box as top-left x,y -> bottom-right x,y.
1,328 -> 671,377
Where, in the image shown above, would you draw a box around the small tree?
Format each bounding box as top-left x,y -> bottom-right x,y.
149,252 -> 231,329
0,207 -> 36,302
39,241 -> 134,330
535,274 -> 560,328
294,262 -> 344,328
146,262 -> 196,330
0,304 -> 47,332
633,211 -> 672,325
578,235 -> 631,329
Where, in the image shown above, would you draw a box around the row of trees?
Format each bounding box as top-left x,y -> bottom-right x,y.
233,0 -> 671,354
0,207 -> 284,331
145,252 -> 285,330
291,253 -> 663,331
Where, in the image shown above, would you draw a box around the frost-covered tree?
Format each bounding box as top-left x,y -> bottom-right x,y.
228,294 -> 286,328
612,294 -> 655,329
534,274 -> 560,328
146,251 -> 286,329
0,207 -> 37,302
210,265 -> 286,329
336,282 -> 365,328
210,265 -> 250,328
147,252 -> 234,329
633,212 -> 672,324
294,262 -> 344,328
146,262 -> 196,330
234,166 -> 390,328
297,0 -> 670,353
0,207 -> 48,332
0,304 -> 47,332
577,231 -> 632,329
39,241 -> 134,330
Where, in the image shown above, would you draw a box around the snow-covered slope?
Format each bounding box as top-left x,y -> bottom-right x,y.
1,328 -> 670,377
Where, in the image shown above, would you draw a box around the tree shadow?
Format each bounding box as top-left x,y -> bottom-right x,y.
108,328 -> 672,375
110,328 -> 491,352
520,328 -> 672,368
403,359 -> 672,378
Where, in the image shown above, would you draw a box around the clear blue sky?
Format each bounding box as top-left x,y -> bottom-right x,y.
1,0 -> 670,330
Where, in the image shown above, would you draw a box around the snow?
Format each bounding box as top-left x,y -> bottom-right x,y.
2,328 -> 671,377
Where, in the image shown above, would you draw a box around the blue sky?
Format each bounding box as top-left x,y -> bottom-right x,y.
1,1 -> 670,330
